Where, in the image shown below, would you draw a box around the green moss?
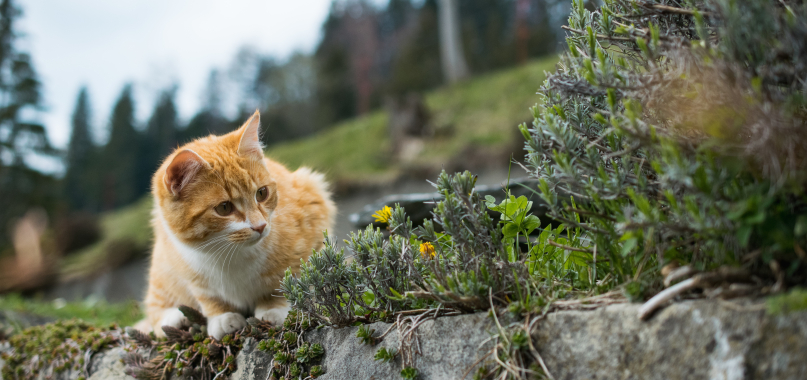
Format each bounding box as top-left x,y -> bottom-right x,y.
767,288 -> 807,315
257,309 -> 326,380
1,319 -> 121,379
0,306 -> 319,380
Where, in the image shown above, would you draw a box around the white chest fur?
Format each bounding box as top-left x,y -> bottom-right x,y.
157,210 -> 269,312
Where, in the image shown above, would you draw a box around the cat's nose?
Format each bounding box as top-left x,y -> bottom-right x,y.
251,223 -> 267,234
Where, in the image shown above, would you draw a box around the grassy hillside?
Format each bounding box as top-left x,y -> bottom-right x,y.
60,197 -> 152,281
54,56 -> 560,284
267,56 -> 559,186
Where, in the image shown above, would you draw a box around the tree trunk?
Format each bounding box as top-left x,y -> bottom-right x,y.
437,0 -> 469,83
516,0 -> 530,64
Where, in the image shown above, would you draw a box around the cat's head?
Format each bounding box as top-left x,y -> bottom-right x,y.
154,111 -> 278,248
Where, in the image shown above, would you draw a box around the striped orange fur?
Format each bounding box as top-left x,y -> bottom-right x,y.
140,111 -> 335,340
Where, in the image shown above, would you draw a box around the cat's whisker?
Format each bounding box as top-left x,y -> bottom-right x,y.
210,241 -> 233,272
200,239 -> 231,267
221,241 -> 238,271
198,236 -> 230,258
197,235 -> 226,249
226,242 -> 243,275
198,235 -> 229,251
219,242 -> 239,288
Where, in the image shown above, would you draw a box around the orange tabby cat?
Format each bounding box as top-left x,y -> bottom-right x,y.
141,111 -> 335,340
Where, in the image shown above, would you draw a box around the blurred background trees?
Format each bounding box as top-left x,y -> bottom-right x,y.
1,0 -> 564,259
0,0 -> 58,252
63,88 -> 98,213
100,85 -> 141,211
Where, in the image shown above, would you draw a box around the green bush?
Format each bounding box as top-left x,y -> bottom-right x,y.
281,170 -> 593,328
523,0 -> 807,289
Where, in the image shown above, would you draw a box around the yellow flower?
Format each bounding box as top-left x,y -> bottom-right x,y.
419,242 -> 436,259
372,205 -> 393,224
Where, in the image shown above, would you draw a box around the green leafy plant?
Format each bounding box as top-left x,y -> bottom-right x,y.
400,366 -> 418,380
282,169 -> 588,327
356,324 -> 378,345
310,364 -> 325,378
374,347 -> 398,363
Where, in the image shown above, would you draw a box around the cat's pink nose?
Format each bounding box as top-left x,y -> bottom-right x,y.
251,223 -> 267,234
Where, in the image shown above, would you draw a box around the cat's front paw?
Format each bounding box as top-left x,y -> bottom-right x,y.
208,312 -> 247,340
158,308 -> 189,332
255,305 -> 291,325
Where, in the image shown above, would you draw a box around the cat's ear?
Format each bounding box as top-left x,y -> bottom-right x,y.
237,110 -> 263,159
164,150 -> 206,197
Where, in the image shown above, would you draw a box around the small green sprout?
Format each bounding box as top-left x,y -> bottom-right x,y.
356,325 -> 378,345
374,347 -> 397,363
283,331 -> 298,344
289,363 -> 301,377
274,351 -> 291,364
401,366 -> 418,379
510,330 -> 529,350
310,365 -> 325,378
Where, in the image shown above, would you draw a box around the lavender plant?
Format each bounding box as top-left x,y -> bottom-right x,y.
281,169 -> 592,329
523,0 -> 807,293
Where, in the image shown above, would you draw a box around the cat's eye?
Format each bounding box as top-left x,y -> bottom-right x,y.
214,201 -> 234,216
256,186 -> 269,202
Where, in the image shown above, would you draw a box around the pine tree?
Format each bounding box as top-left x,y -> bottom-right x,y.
63,87 -> 98,211
100,84 -> 141,210
0,0 -> 58,250
314,4 -> 358,128
139,87 -> 179,193
181,70 -> 230,143
181,109 -> 229,143
387,0 -> 443,95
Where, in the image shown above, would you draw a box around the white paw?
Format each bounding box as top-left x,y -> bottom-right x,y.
158,308 -> 189,330
133,318 -> 153,333
255,305 -> 291,325
208,312 -> 247,340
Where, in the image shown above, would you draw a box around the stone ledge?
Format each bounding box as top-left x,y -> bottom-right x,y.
534,300 -> 807,380
3,300 -> 806,379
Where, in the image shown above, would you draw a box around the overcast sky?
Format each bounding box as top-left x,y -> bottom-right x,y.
18,0 -> 337,150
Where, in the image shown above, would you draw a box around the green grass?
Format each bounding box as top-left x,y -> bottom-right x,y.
767,288 -> 807,315
0,293 -> 143,328
268,56 -> 559,185
60,197 -> 153,281
268,112 -> 395,187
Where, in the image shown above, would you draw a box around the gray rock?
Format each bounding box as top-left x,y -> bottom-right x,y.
87,348 -> 135,380
304,312 -> 496,380
532,300 -> 807,380
5,300 -> 807,380
230,300 -> 807,380
230,337 -> 273,379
